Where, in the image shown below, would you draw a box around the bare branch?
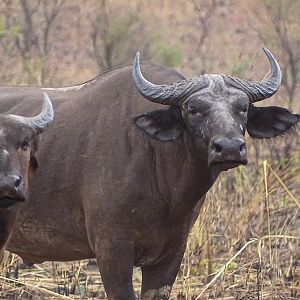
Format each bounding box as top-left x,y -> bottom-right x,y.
16,0 -> 39,57
91,0 -> 139,71
41,0 -> 64,56
190,0 -> 217,51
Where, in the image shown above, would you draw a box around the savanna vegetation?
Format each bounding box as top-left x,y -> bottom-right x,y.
0,0 -> 299,299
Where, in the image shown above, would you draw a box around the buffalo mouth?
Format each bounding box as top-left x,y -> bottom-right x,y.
210,160 -> 248,171
0,196 -> 25,209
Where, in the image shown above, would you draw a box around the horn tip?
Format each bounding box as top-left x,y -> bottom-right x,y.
42,92 -> 52,106
261,47 -> 279,66
134,52 -> 140,64
133,52 -> 142,81
261,46 -> 271,56
42,92 -> 50,100
42,92 -> 54,121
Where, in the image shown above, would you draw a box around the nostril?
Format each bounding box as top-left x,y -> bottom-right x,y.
213,142 -> 222,153
14,176 -> 22,188
239,143 -> 246,154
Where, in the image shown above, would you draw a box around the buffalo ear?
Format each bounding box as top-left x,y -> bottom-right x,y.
29,156 -> 38,174
29,136 -> 41,174
247,104 -> 300,139
134,107 -> 184,142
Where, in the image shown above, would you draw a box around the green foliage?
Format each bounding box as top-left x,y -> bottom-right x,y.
0,19 -> 6,40
0,18 -> 21,57
108,10 -> 137,43
97,9 -> 137,49
93,5 -> 140,70
109,10 -> 139,65
9,25 -> 21,38
152,43 -> 183,67
225,261 -> 239,273
231,58 -> 252,77
0,18 -> 20,41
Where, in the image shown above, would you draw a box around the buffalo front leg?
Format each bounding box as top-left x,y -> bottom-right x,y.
0,207 -> 18,259
141,249 -> 185,300
95,239 -> 136,300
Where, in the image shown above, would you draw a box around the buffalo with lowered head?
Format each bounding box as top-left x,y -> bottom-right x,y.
4,47 -> 299,299
0,93 -> 53,260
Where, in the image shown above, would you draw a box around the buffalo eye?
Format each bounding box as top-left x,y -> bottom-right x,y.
240,106 -> 248,114
188,107 -> 201,116
20,140 -> 30,151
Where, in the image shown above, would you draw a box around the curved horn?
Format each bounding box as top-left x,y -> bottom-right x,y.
18,93 -> 54,134
223,47 -> 282,102
132,52 -> 208,105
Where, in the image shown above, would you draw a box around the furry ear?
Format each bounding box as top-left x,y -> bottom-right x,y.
29,156 -> 38,173
134,107 -> 184,142
29,136 -> 41,174
247,105 -> 300,139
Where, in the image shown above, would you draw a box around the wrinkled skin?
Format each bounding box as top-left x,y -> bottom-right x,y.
2,62 -> 298,299
0,95 -> 53,259
135,75 -> 251,171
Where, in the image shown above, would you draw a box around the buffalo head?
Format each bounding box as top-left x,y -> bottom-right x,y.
0,92 -> 53,251
133,48 -> 299,171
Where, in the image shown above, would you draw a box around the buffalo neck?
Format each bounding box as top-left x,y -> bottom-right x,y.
148,131 -> 220,221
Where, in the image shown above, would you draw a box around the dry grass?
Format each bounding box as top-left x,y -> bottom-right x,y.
0,144 -> 299,299
180,158 -> 300,300
0,0 -> 299,299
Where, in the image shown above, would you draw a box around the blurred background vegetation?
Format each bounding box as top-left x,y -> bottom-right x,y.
0,0 -> 299,299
